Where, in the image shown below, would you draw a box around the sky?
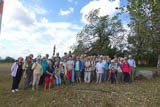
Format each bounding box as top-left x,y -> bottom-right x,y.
0,0 -> 129,59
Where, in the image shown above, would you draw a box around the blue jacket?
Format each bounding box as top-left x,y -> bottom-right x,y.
74,60 -> 83,72
40,59 -> 48,74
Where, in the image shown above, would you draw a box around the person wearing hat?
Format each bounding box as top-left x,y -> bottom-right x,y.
10,57 -> 24,93
54,62 -> 61,86
128,55 -> 136,82
44,61 -> 54,91
32,57 -> 42,91
109,60 -> 118,84
122,57 -> 131,83
117,58 -> 124,82
96,57 -> 104,84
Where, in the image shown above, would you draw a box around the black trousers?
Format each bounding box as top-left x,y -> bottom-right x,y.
110,72 -> 116,84
39,74 -> 45,85
12,74 -> 22,90
123,72 -> 130,83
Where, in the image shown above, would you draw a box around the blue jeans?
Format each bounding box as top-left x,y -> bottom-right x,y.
55,75 -> 61,85
102,69 -> 107,81
72,69 -> 75,83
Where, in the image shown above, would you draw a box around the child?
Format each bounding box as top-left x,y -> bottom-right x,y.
109,60 -> 117,84
54,62 -> 61,86
44,62 -> 54,91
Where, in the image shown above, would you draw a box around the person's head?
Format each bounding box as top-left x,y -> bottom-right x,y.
72,54 -> 75,60
37,55 -> 41,59
36,57 -> 41,63
55,62 -> 58,67
26,56 -> 31,62
17,57 -> 23,64
69,51 -> 71,54
69,56 -> 72,60
76,56 -> 80,61
120,58 -> 124,62
124,57 -> 128,62
46,54 -> 49,59
111,60 -> 114,64
52,56 -> 55,60
43,57 -> 46,62
108,58 -> 111,63
63,58 -> 67,63
98,57 -> 102,62
114,55 -> 117,58
56,52 -> 59,57
29,54 -> 33,59
86,57 -> 89,61
64,52 -> 67,56
129,55 -> 132,59
48,61 -> 53,67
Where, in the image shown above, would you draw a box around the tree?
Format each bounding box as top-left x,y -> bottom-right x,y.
124,0 -> 160,66
72,9 -> 125,57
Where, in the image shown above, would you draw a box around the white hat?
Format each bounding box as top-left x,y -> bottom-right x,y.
111,60 -> 114,63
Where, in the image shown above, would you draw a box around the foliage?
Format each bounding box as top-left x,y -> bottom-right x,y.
72,9 -> 125,57
125,0 -> 160,66
0,56 -> 15,63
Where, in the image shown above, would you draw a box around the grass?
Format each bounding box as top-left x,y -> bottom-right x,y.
0,63 -> 159,107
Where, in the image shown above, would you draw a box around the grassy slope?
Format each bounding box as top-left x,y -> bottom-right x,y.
0,63 -> 159,107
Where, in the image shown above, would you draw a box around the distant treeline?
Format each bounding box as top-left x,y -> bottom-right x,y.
0,57 -> 15,63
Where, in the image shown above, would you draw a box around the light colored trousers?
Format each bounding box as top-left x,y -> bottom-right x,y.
55,75 -> 61,85
96,73 -> 102,84
32,74 -> 41,86
84,71 -> 91,83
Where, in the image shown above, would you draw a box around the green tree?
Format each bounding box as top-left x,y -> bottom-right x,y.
72,9 -> 125,57
125,0 -> 160,66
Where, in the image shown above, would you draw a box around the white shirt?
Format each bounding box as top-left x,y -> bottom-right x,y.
96,62 -> 104,73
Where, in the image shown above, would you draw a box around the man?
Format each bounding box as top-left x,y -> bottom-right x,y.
55,52 -> 61,66
62,52 -> 69,61
84,57 -> 92,83
128,55 -> 136,82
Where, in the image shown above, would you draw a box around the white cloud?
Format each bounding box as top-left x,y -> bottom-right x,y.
0,0 -> 81,59
81,0 -> 120,24
29,5 -> 48,15
59,7 -> 74,16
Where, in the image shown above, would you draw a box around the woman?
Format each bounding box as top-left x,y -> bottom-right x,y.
74,56 -> 83,84
40,57 -> 48,85
109,60 -> 118,84
122,57 -> 131,83
63,58 -> 68,84
96,57 -> 104,84
54,62 -> 61,86
10,57 -> 24,93
66,56 -> 74,84
84,57 -> 91,83
22,56 -> 33,90
44,62 -> 54,91
32,57 -> 42,91
102,56 -> 108,81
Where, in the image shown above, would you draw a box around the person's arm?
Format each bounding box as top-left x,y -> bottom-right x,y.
32,63 -> 37,70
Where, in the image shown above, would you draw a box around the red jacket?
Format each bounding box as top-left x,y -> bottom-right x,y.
122,62 -> 131,73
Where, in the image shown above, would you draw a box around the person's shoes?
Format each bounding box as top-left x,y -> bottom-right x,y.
11,90 -> 15,93
15,89 -> 19,92
32,88 -> 35,91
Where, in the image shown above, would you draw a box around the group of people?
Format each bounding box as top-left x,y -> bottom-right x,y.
10,51 -> 136,93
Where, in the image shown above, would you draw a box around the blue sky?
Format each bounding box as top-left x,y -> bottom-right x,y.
0,0 -> 129,59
